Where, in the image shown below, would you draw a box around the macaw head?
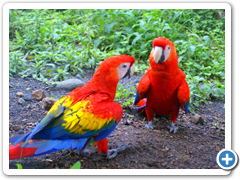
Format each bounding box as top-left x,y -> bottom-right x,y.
94,55 -> 135,80
92,55 -> 135,98
149,37 -> 178,71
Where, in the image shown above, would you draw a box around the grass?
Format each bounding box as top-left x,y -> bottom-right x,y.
9,9 -> 225,109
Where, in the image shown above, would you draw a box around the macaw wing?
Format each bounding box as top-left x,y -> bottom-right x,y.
134,68 -> 151,105
177,78 -> 190,113
54,93 -> 122,140
11,93 -> 122,144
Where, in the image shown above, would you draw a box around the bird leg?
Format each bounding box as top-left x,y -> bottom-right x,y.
145,120 -> 155,129
81,144 -> 129,159
167,121 -> 178,134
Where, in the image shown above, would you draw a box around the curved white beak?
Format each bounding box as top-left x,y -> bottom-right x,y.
153,46 -> 165,64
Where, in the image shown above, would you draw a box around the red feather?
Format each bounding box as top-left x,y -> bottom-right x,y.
135,37 -> 190,128
9,140 -> 38,160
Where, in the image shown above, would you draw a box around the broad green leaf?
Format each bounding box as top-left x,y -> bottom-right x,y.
15,31 -> 21,40
104,22 -> 115,33
178,56 -> 184,62
203,35 -> 211,45
190,45 -> 196,55
162,25 -> 171,32
15,163 -> 22,169
65,51 -> 69,57
189,33 -> 200,39
70,161 -> 81,169
139,20 -> 145,29
132,32 -> 142,45
35,61 -> 42,68
94,39 -> 102,48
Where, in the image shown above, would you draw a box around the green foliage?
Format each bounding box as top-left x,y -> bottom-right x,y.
70,161 -> 81,169
15,163 -> 22,169
55,161 -> 81,169
115,83 -> 136,108
9,9 -> 225,106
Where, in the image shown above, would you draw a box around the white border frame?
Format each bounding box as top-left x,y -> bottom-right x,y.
3,2 -> 231,175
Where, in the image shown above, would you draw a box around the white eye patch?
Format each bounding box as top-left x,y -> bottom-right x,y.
117,63 -> 130,79
164,45 -> 171,61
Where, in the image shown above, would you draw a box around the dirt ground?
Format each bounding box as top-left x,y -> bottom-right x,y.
9,71 -> 225,169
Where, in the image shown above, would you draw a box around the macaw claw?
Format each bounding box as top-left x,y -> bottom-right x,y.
167,121 -> 178,134
106,144 -> 129,159
145,120 -> 155,129
80,147 -> 98,156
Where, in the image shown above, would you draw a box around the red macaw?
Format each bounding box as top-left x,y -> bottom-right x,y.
134,37 -> 190,133
9,55 -> 135,160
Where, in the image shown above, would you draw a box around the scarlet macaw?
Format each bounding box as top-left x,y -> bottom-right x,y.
134,37 -> 190,133
9,55 -> 135,160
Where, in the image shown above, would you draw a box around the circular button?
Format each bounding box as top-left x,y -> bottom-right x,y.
216,149 -> 238,170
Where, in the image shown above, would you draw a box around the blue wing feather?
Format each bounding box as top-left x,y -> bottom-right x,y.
184,102 -> 189,113
95,123 -> 118,141
134,92 -> 139,104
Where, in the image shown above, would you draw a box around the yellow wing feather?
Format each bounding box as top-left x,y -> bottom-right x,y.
59,97 -> 113,135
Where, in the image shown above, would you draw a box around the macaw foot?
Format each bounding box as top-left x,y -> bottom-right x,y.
145,120 -> 155,130
80,147 -> 98,156
167,121 -> 178,134
106,144 -> 129,159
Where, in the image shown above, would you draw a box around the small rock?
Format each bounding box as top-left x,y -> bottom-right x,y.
18,130 -> 25,134
147,161 -> 160,168
16,92 -> 24,97
123,119 -> 131,125
191,114 -> 204,125
12,125 -> 21,132
32,90 -> 46,100
42,97 -> 57,110
18,98 -> 25,104
182,117 -> 187,123
26,105 -> 31,109
161,163 -> 166,167
23,94 -> 32,101
76,74 -> 82,80
56,79 -> 85,91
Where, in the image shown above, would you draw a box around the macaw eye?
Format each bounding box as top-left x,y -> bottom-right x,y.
123,64 -> 127,68
164,45 -> 171,61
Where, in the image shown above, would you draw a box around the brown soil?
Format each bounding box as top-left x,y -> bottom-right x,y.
9,72 -> 225,169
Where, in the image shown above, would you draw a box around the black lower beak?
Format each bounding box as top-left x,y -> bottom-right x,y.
158,50 -> 165,64
122,67 -> 131,79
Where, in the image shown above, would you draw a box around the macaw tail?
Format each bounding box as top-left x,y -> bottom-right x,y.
133,92 -> 147,112
134,98 -> 147,112
9,140 -> 39,160
9,138 -> 89,160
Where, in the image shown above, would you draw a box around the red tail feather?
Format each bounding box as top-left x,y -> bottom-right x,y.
135,98 -> 147,112
9,140 -> 38,160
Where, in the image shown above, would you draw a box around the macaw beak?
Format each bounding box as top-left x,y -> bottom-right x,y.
122,64 -> 135,79
153,46 -> 165,64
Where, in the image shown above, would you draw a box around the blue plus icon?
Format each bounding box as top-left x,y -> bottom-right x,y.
217,149 -> 238,170
220,152 -> 234,166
